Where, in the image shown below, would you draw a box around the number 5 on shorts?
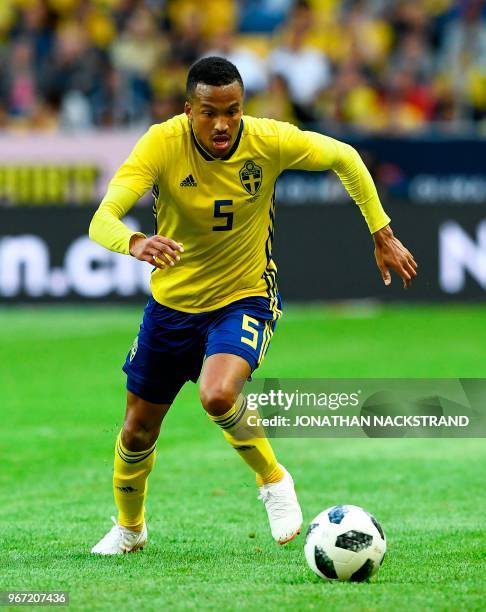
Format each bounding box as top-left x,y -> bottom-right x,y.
241,314 -> 260,350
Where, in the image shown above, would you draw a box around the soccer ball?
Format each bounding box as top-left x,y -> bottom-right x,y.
304,505 -> 386,582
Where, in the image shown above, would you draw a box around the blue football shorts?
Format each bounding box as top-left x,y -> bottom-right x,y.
122,294 -> 282,404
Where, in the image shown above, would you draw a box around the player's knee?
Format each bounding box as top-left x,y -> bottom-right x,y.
122,417 -> 159,451
199,383 -> 236,416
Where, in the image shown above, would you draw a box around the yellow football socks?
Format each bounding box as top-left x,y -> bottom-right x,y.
209,395 -> 284,485
113,431 -> 156,531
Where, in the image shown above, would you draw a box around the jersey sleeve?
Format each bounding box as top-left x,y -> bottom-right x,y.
278,121 -> 336,173
277,122 -> 390,233
89,184 -> 145,254
89,124 -> 165,254
109,124 -> 164,196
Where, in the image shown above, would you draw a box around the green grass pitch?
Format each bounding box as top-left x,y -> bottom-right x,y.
1,304 -> 485,611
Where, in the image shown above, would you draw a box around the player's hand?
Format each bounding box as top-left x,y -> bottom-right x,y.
373,225 -> 417,289
129,234 -> 184,270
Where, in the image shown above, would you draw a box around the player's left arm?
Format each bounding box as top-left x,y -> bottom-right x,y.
327,138 -> 418,289
278,124 -> 417,288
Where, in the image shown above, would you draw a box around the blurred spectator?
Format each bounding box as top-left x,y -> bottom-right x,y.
384,69 -> 436,133
0,0 -> 483,134
246,73 -> 298,123
41,21 -> 109,126
269,1 -> 331,120
169,5 -> 206,65
60,90 -> 93,130
12,0 -> 55,71
345,0 -> 393,70
389,1 -> 432,43
111,7 -> 167,122
439,0 -> 486,120
150,55 -> 187,121
204,29 -> 268,95
388,31 -> 435,84
238,0 -> 294,33
151,92 -> 186,123
7,39 -> 38,117
166,0 -> 237,38
318,58 -> 385,132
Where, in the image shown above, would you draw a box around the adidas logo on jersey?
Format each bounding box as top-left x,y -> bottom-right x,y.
180,174 -> 197,187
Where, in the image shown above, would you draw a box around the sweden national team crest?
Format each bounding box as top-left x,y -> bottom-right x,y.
239,160 -> 262,196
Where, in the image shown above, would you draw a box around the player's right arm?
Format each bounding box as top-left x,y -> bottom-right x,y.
89,125 -> 183,269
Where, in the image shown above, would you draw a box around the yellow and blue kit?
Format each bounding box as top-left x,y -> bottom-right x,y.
90,114 -> 390,402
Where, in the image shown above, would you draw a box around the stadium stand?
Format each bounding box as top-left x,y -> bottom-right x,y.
0,0 -> 484,133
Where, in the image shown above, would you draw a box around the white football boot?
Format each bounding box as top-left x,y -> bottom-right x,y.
91,517 -> 147,555
258,464 -> 303,545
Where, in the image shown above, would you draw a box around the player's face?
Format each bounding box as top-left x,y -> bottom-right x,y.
185,81 -> 243,158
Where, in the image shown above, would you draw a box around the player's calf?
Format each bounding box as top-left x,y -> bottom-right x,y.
122,418 -> 159,451
122,390 -> 169,450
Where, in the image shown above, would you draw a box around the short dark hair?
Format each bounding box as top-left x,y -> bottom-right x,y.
186,57 -> 244,100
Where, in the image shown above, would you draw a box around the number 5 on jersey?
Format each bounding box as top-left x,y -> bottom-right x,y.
241,314 -> 260,349
213,200 -> 233,231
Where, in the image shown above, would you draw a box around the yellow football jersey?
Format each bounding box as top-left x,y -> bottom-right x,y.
91,114 -> 390,313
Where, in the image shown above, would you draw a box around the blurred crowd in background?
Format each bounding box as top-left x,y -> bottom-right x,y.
1,0 -> 485,135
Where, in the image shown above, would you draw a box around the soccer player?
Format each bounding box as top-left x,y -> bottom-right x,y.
89,57 -> 417,554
